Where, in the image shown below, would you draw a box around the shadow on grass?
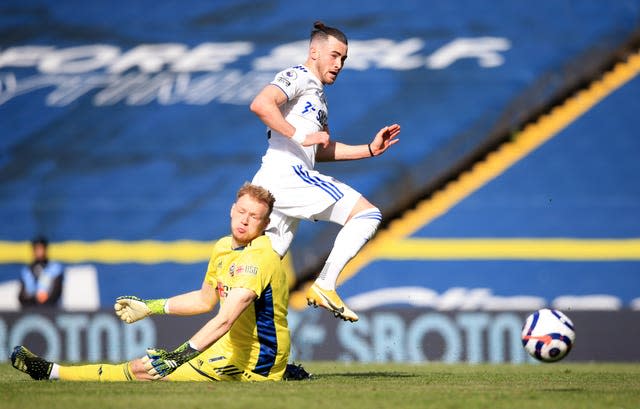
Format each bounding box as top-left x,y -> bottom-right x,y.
316,372 -> 418,379
542,388 -> 586,392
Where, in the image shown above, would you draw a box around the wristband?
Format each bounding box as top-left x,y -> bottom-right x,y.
368,143 -> 375,157
146,298 -> 168,315
291,130 -> 306,145
171,341 -> 200,364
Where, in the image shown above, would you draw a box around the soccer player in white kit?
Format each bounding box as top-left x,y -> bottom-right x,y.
250,21 -> 401,322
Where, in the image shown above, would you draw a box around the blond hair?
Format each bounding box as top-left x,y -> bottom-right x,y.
236,182 -> 276,216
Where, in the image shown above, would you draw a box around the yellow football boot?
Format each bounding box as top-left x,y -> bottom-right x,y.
306,283 -> 359,322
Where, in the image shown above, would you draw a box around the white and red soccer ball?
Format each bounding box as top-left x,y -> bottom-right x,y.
521,308 -> 576,362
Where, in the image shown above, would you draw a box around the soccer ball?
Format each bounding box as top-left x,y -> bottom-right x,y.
521,308 -> 575,362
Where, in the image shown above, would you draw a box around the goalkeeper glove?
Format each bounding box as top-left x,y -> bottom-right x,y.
143,341 -> 201,379
114,296 -> 167,323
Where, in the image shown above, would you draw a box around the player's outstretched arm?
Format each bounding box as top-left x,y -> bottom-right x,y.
143,287 -> 255,379
114,281 -> 218,323
114,296 -> 165,324
368,123 -> 401,157
315,123 -> 401,162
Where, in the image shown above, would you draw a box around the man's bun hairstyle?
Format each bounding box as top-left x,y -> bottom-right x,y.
310,21 -> 348,45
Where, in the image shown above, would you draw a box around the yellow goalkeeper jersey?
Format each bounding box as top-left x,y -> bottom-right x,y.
203,234 -> 290,380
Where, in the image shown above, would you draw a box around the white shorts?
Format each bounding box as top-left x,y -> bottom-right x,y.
252,164 -> 362,256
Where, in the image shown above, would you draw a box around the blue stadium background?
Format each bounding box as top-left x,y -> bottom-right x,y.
1,0 -> 639,310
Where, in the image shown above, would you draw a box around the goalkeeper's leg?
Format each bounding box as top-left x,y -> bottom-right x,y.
59,358 -> 156,381
12,345 -> 145,381
59,362 -> 137,381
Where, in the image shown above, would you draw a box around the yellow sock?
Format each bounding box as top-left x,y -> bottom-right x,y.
59,362 -> 135,381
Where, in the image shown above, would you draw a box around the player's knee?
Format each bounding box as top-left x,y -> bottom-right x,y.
330,207 -> 382,263
351,207 -> 382,239
348,197 -> 376,219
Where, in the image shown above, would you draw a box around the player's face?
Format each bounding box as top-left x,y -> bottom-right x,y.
313,36 -> 347,85
230,194 -> 270,247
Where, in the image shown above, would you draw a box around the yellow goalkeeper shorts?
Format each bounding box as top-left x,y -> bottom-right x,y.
165,343 -> 271,382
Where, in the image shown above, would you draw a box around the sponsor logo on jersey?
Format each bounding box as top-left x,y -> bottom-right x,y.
236,264 -> 258,276
301,100 -> 316,114
276,75 -> 291,87
317,109 -> 327,127
301,101 -> 327,127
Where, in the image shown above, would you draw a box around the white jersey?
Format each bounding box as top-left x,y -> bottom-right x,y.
261,65 -> 328,170
252,65 -> 363,256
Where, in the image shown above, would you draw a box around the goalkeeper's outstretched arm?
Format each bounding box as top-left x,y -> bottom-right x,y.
114,281 -> 218,323
163,281 -> 218,316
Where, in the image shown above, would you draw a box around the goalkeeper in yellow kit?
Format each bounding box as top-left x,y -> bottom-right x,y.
11,183 -> 307,382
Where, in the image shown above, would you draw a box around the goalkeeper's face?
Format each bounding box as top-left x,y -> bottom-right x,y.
230,194 -> 271,247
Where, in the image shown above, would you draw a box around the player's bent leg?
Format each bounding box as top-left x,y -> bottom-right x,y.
10,346 -> 276,383
309,197 -> 382,322
164,355 -> 271,382
345,196 -> 379,221
163,360 -> 221,381
263,208 -> 299,258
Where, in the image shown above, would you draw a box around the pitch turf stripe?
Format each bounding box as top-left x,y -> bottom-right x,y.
374,238 -> 640,261
334,51 -> 640,287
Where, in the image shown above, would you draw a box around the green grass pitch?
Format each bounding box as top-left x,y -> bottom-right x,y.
2,362 -> 639,409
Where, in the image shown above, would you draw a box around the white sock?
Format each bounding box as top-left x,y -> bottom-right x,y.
315,208 -> 381,290
50,363 -> 60,380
